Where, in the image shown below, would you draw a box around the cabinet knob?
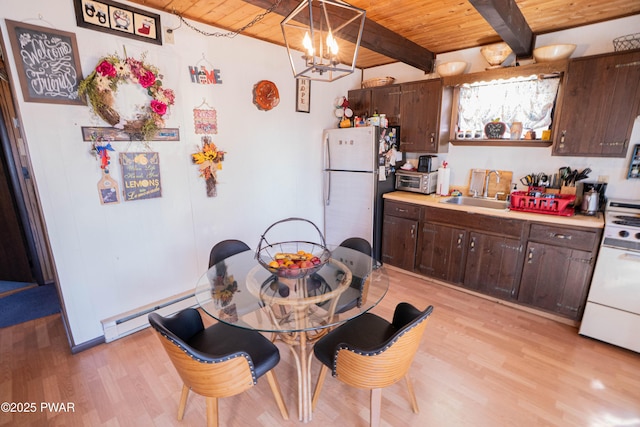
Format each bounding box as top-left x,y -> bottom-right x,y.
429,133 -> 435,143
527,248 -> 535,263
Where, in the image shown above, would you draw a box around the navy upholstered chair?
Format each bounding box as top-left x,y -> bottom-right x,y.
312,303 -> 434,427
148,308 -> 288,427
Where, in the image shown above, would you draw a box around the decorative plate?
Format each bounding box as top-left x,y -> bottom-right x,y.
253,80 -> 280,111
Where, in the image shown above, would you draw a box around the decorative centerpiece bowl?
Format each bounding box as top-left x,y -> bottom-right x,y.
436,61 -> 467,77
533,44 -> 576,62
480,42 -> 513,68
256,218 -> 330,279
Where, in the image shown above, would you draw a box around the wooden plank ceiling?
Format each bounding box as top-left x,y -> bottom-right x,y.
128,0 -> 640,71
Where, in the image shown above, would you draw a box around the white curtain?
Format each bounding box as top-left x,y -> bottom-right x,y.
457,77 -> 561,137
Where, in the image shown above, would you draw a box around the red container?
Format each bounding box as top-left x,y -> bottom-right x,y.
509,191 -> 576,216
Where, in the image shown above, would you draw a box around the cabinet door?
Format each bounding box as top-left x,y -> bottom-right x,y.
416,222 -> 466,284
464,232 -> 522,299
371,85 -> 401,125
400,80 -> 442,152
554,50 -> 640,157
518,242 -> 592,319
348,88 -> 371,118
381,215 -> 417,270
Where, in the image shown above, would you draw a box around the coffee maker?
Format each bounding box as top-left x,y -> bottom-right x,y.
579,182 -> 607,214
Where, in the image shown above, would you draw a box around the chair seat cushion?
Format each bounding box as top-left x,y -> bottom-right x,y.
313,313 -> 396,368
188,322 -> 280,378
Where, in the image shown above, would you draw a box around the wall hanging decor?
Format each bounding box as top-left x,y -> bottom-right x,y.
188,54 -> 222,85
81,126 -> 179,141
119,152 -> 162,201
193,100 -> 218,135
78,52 -> 175,142
253,80 -> 279,111
89,132 -> 121,204
73,0 -> 162,45
296,78 -> 310,113
192,136 -> 225,197
5,20 -> 84,105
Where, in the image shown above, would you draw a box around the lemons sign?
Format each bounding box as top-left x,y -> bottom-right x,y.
120,152 -> 162,201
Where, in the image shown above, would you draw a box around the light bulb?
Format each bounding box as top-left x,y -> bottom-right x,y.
326,32 -> 339,56
303,32 -> 315,57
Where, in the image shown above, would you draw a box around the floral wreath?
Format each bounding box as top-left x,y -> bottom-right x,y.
79,53 -> 175,141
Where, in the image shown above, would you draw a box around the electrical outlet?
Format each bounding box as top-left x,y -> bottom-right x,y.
597,175 -> 609,183
164,29 -> 174,44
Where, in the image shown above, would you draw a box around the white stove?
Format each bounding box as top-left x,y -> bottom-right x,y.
602,199 -> 640,250
580,198 -> 640,353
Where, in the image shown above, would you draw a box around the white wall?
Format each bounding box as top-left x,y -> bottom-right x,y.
362,15 -> 640,200
0,0 -> 359,344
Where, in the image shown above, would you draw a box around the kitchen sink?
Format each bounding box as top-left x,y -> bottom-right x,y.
440,196 -> 509,210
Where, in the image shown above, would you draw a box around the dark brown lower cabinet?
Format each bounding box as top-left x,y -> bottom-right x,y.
464,232 -> 522,299
416,222 -> 466,284
381,200 -> 421,271
518,242 -> 593,319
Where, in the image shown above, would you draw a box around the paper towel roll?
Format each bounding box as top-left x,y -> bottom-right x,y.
438,167 -> 450,196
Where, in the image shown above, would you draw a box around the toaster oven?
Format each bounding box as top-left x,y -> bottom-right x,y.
395,171 -> 438,194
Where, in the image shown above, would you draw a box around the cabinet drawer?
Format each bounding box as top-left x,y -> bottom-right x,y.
528,224 -> 599,251
384,200 -> 421,220
423,206 -> 524,238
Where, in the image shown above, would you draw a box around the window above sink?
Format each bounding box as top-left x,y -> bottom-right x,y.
442,60 -> 568,147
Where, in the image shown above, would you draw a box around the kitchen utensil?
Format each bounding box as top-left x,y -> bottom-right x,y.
559,166 -> 570,185
575,168 -> 592,181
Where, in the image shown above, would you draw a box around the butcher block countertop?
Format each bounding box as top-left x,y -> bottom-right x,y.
383,191 -> 604,229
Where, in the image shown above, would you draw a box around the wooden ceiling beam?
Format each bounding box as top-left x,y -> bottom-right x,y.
468,0 -> 534,57
243,0 -> 435,72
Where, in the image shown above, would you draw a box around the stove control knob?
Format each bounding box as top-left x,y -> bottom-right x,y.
619,230 -> 629,238
635,232 -> 640,240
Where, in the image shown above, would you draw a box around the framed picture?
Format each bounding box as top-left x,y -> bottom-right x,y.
5,20 -> 84,105
73,0 -> 162,45
296,78 -> 310,113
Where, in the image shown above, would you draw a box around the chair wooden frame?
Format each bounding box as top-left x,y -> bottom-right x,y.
151,316 -> 289,427
312,304 -> 433,427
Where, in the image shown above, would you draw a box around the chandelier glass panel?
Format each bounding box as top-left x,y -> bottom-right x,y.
281,0 -> 366,82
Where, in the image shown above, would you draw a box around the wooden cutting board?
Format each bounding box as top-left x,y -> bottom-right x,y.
467,169 -> 513,199
486,170 -> 512,198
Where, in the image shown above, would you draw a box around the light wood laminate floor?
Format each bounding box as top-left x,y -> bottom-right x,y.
1,268 -> 639,426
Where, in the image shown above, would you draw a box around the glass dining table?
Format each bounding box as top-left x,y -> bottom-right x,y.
194,246 -> 389,422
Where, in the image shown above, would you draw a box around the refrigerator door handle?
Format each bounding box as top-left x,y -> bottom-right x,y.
324,171 -> 331,205
324,133 -> 331,170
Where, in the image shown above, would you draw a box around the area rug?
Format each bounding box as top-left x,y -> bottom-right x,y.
0,280 -> 34,295
0,285 -> 60,328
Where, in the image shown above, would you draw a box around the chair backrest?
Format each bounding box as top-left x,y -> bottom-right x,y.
208,239 -> 251,268
148,308 -> 255,398
338,237 -> 373,305
339,237 -> 373,256
334,303 -> 434,389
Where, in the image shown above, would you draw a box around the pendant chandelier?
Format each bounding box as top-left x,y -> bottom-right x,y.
281,0 -> 366,82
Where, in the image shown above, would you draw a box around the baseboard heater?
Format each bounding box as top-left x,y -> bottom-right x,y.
101,289 -> 198,342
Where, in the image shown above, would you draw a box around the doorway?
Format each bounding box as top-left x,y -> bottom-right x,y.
0,41 -> 67,333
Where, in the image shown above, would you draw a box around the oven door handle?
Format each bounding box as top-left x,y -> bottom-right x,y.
621,252 -> 640,262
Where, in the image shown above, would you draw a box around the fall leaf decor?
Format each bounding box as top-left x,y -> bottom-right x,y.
78,53 -> 175,142
192,136 -> 226,197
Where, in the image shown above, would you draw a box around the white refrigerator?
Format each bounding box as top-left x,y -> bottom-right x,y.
323,127 -> 397,261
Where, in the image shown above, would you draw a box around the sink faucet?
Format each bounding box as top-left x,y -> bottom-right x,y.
483,170 -> 500,198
